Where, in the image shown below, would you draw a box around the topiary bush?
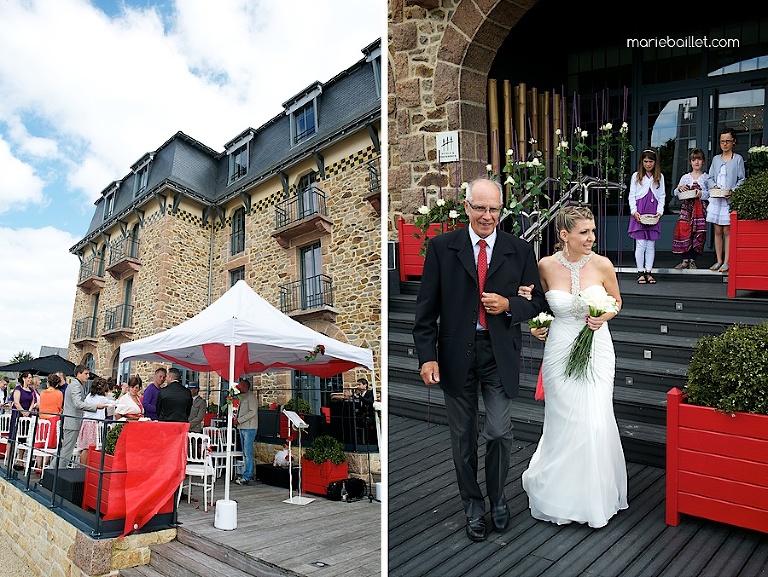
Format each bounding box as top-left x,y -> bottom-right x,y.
684,323 -> 768,415
284,397 -> 311,414
729,170 -> 768,221
303,434 -> 346,465
104,423 -> 126,455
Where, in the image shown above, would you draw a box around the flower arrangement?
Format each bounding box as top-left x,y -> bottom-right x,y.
528,311 -> 554,329
304,344 -> 325,362
413,196 -> 469,255
746,145 -> 768,177
565,290 -> 619,379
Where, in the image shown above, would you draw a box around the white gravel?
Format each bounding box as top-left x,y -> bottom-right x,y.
0,531 -> 35,576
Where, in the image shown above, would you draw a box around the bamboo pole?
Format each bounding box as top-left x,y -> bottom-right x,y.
540,91 -> 550,163
516,83 -> 526,160
488,79 -> 500,173
530,87 -> 538,148
503,80 -> 512,160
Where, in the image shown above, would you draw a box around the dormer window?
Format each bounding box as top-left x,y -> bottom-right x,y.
284,82 -> 322,146
226,131 -> 254,184
363,40 -> 382,97
104,193 -> 115,220
131,153 -> 154,199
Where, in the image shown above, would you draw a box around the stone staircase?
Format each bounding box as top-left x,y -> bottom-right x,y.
120,528 -> 300,577
388,265 -> 768,468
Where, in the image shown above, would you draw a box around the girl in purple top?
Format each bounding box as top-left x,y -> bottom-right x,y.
628,148 -> 666,284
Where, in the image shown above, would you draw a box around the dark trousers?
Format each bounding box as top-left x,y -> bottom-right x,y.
443,333 -> 514,519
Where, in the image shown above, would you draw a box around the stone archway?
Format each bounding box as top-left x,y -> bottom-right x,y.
388,0 -> 537,236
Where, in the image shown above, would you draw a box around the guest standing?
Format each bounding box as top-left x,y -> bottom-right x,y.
38,373 -> 64,416
62,365 -> 105,466
672,148 -> 710,269
115,376 -> 144,420
142,367 -> 166,420
412,178 -> 545,541
156,368 -> 192,423
8,371 -> 39,447
188,382 -> 206,433
628,148 -> 665,284
234,378 -> 258,486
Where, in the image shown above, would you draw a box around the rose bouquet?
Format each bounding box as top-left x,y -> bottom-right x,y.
565,290 -> 619,379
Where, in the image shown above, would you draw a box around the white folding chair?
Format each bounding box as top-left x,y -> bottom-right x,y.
203,426 -> 226,479
24,418 -> 52,475
11,416 -> 34,470
178,433 -> 216,512
0,413 -> 11,464
218,427 -> 244,480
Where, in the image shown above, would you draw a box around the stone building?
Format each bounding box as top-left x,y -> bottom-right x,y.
388,0 -> 768,253
67,39 -> 382,413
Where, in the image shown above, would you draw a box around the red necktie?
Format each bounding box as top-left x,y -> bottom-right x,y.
477,239 -> 488,328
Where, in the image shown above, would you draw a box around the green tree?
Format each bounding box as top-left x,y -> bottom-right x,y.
9,351 -> 33,363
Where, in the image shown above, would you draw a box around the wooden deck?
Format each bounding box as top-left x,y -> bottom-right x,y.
175,475 -> 381,577
388,414 -> 768,577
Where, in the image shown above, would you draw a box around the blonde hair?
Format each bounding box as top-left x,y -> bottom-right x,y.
553,206 -> 595,252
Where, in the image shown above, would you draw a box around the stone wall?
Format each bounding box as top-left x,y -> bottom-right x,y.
0,478 -> 174,576
387,0 -> 535,239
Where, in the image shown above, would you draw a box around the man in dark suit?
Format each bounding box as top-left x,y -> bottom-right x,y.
413,178 -> 545,541
157,368 -> 193,423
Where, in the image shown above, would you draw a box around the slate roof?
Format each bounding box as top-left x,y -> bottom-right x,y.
71,39 -> 381,253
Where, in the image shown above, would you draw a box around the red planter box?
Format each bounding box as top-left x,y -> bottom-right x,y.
727,212 -> 768,298
301,460 -> 348,496
397,218 -> 464,281
666,388 -> 768,533
82,446 -> 174,518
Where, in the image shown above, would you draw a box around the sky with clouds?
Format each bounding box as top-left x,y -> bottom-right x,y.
0,0 -> 383,363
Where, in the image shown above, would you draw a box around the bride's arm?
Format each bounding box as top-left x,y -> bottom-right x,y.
585,256 -> 621,331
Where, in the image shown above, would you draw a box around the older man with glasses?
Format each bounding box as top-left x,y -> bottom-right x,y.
413,177 -> 545,541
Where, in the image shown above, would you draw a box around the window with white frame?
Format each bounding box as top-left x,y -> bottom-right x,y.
104,193 -> 115,220
294,102 -> 316,143
284,83 -> 322,146
229,143 -> 249,183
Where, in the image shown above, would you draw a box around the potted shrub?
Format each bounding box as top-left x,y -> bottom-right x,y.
727,166 -> 768,297
398,194 -> 468,281
666,323 -> 768,533
301,434 -> 348,496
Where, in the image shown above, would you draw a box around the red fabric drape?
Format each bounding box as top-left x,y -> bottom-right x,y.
106,421 -> 188,537
534,365 -> 545,401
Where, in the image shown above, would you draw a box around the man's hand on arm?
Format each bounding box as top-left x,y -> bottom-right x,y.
480,292 -> 511,316
420,361 -> 440,385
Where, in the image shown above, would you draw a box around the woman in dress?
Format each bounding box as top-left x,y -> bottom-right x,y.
519,205 -> 628,528
76,378 -> 114,463
114,376 -> 144,420
8,371 -> 38,442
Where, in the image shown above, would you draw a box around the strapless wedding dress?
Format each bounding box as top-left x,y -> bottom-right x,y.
522,284 -> 628,528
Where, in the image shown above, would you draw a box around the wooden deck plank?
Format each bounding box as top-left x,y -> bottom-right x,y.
388,414 -> 768,577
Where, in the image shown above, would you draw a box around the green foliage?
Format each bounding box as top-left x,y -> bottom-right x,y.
684,323 -> 768,415
413,196 -> 469,256
104,423 -> 126,456
730,170 -> 768,221
207,402 -> 219,414
10,351 -> 33,364
304,434 -> 346,465
284,397 -> 311,414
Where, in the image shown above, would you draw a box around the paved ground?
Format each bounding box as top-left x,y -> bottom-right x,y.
0,531 -> 34,575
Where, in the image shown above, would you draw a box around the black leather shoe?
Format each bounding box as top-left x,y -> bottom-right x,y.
466,516 -> 487,541
491,504 -> 510,532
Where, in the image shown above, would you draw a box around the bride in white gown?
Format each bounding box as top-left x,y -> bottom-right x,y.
519,206 -> 628,528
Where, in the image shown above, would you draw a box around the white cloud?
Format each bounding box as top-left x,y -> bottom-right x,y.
0,136 -> 46,214
0,227 -> 80,362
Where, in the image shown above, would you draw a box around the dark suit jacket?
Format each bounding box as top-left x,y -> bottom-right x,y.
413,227 -> 545,398
157,381 -> 193,422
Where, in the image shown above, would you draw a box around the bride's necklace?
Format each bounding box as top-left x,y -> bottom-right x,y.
555,251 -> 592,295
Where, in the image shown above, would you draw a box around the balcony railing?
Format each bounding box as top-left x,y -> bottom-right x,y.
279,274 -> 334,314
102,304 -> 134,339
106,237 -> 141,278
73,316 -> 99,344
77,256 -> 105,293
272,186 -> 332,248
365,162 -> 381,214
275,186 -> 328,229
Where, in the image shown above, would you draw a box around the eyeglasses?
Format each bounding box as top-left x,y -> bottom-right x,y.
720,139 -> 734,144
467,202 -> 502,216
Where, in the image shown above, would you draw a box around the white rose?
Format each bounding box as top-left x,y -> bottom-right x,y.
418,206 -> 429,215
621,122 -> 628,133
560,140 -> 569,149
461,182 -> 468,190
505,176 -> 515,185
555,128 -> 561,136
486,164 -> 493,172
581,130 -> 588,138
507,149 -> 514,156
436,198 -> 446,207
531,157 -> 540,166
448,210 -> 459,219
